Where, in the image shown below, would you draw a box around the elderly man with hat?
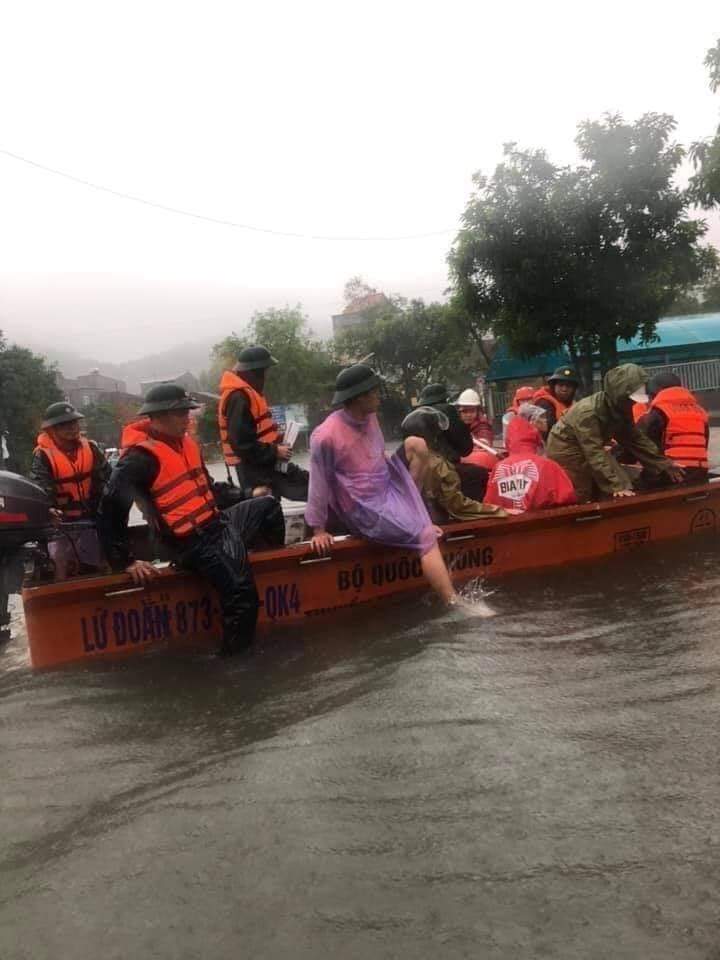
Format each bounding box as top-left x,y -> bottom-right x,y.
30,401 -> 111,579
545,364 -> 684,502
218,344 -> 309,501
99,384 -> 285,656
533,366 -> 580,431
306,365 -> 459,605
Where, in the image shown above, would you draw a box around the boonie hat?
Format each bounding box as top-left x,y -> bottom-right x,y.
454,388 -> 482,407
548,366 -> 579,385
42,402 -> 85,429
401,405 -> 450,439
331,364 -> 383,405
418,383 -> 448,405
139,383 -> 200,415
236,345 -> 279,372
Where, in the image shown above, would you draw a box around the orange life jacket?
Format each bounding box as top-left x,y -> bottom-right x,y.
532,386 -> 571,421
34,433 -> 95,519
650,387 -> 709,469
217,370 -> 279,467
632,401 -> 649,423
121,419 -> 219,538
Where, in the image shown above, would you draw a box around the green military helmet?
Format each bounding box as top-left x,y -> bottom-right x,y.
236,345 -> 279,372
139,383 -> 200,415
418,382 -> 448,405
548,366 -> 579,386
41,401 -> 85,429
331,363 -> 383,405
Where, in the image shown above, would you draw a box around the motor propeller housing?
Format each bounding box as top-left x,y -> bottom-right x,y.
0,471 -> 53,554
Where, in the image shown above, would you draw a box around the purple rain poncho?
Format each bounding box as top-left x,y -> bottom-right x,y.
305,409 -> 437,556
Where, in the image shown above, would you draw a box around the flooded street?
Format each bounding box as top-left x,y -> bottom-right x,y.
3,531 -> 720,958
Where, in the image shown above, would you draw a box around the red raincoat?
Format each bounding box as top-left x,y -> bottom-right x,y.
485,417 -> 577,512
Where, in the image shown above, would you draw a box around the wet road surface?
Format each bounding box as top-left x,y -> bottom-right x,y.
2,534 -> 720,958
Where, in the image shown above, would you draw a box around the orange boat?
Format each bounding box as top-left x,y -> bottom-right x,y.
20,479 -> 720,668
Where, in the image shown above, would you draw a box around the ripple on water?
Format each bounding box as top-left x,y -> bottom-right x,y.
2,536 -> 720,959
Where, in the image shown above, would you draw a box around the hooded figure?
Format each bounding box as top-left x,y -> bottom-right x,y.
545,363 -> 683,502
502,385 -> 536,442
400,407 -> 505,522
485,417 -> 577,512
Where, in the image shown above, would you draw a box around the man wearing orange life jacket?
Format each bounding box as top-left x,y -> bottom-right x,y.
99,384 -> 285,656
30,401 -> 110,579
218,345 -> 309,501
636,373 -> 709,484
532,366 -> 579,432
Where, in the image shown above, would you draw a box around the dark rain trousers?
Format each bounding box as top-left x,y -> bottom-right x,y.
177,497 -> 285,656
235,462 -> 309,502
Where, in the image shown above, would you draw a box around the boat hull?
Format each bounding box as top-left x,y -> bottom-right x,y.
22,482 -> 720,668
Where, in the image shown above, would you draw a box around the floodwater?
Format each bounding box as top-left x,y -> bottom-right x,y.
3,461 -> 720,958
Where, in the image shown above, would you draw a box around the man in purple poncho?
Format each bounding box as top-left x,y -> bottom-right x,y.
306,364 -> 457,603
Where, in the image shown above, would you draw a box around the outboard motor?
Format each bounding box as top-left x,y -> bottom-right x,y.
0,471 -> 54,643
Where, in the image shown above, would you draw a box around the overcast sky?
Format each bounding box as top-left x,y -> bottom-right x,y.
1,0 -> 719,361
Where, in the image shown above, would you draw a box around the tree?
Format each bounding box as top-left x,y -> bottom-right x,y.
343,276 -> 378,307
690,38 -> 720,207
334,298 -> 475,404
208,305 -> 338,409
450,115 -> 716,393
0,334 -> 62,471
82,397 -> 142,448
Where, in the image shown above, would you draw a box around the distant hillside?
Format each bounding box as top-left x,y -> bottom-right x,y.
10,337 -> 218,395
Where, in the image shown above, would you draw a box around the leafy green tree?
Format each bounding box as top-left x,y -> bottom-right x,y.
335,298 -> 475,403
0,334 -> 62,471
450,114 -> 716,392
690,38 -> 720,207
81,398 -> 141,448
343,276 -> 379,306
209,305 -> 338,408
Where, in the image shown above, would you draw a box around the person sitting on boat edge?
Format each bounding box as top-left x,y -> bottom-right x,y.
400,406 -> 506,523
30,402 -> 111,580
545,363 -> 684,503
485,413 -> 577,513
98,384 -> 285,656
501,385 -> 535,443
217,344 -> 309,501
532,366 -> 579,432
417,382 -> 487,502
306,365 -> 458,604
636,373 -> 709,486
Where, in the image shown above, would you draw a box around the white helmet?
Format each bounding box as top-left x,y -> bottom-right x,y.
454,388 -> 481,407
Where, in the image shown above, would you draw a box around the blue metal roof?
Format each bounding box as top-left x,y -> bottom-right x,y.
487,311 -> 720,381
620,311 -> 720,349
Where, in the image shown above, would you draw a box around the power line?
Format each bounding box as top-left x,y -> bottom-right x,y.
0,148 -> 457,242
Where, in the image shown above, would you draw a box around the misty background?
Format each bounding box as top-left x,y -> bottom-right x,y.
1,0 -> 720,384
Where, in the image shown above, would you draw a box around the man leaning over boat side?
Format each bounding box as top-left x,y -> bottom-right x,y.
398,405 -> 507,523
417,382 -> 488,502
545,363 -> 685,503
305,364 -> 460,605
217,344 -> 309,501
30,401 -> 110,579
98,384 -> 285,656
